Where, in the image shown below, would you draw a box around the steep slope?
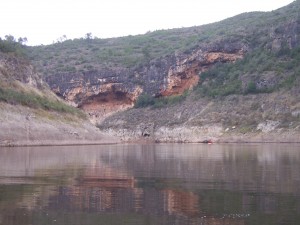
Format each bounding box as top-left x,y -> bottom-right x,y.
0,50 -> 119,146
27,1 -> 300,142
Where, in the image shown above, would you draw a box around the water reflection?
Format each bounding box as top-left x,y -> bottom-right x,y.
0,144 -> 300,225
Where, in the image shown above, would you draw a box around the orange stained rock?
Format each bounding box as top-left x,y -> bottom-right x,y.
161,51 -> 243,97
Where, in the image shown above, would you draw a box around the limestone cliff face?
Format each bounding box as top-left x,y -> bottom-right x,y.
78,84 -> 142,124
46,43 -> 246,123
46,70 -> 143,124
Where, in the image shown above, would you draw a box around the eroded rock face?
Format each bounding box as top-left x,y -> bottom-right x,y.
52,78 -> 142,124
45,44 -> 245,123
46,70 -> 143,124
161,50 -> 243,96
78,84 -> 142,124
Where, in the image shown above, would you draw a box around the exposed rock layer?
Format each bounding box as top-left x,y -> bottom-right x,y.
161,51 -> 243,96
46,46 -> 245,122
78,84 -> 142,124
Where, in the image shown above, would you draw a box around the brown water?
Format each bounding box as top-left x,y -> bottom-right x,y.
0,143 -> 300,225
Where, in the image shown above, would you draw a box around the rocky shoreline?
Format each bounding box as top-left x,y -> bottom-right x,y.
103,127 -> 300,144
2,91 -> 300,147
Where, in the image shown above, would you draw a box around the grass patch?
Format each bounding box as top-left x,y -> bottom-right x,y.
135,91 -> 189,109
0,87 -> 85,118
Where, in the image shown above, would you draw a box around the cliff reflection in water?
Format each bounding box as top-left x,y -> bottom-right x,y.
47,160 -> 201,217
46,162 -> 244,225
0,144 -> 300,225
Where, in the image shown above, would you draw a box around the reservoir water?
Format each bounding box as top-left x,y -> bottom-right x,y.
0,143 -> 300,225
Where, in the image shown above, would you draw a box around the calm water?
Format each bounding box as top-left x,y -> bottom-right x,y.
0,144 -> 300,225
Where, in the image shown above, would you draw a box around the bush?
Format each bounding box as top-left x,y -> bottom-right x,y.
134,94 -> 155,108
135,91 -> 189,109
245,81 -> 257,94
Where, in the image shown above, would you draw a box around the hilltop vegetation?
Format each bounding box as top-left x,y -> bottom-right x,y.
0,35 -> 27,56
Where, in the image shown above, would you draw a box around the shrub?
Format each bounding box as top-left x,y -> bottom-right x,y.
245,81 -> 257,94
135,91 -> 189,109
134,94 -> 155,108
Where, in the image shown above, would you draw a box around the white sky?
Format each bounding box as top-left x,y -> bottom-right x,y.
1,0 -> 295,46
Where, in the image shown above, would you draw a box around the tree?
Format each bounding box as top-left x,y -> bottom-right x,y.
56,35 -> 67,43
85,32 -> 92,40
142,45 -> 151,60
5,35 -> 16,43
0,35 -> 25,55
18,37 -> 28,45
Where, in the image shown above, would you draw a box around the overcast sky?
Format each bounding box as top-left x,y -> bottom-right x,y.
1,0 -> 295,46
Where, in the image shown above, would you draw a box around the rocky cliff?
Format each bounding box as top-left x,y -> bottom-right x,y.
28,1 -> 300,142
45,42 -> 246,124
